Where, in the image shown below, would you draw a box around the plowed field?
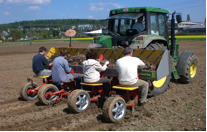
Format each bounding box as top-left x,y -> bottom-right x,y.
0,41 -> 206,131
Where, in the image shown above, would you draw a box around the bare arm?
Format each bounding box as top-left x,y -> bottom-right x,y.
48,62 -> 53,67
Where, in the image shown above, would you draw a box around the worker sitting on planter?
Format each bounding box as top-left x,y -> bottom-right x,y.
32,46 -> 53,76
115,47 -> 149,105
52,49 -> 82,89
82,49 -> 111,99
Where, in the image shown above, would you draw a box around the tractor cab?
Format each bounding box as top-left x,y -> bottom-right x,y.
89,7 -> 169,49
105,13 -> 144,36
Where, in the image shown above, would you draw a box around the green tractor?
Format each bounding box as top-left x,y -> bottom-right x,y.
88,7 -> 199,96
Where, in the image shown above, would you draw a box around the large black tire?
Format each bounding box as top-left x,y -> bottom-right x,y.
67,89 -> 90,113
146,43 -> 172,96
20,82 -> 38,101
102,96 -> 126,123
37,84 -> 59,105
178,54 -> 199,83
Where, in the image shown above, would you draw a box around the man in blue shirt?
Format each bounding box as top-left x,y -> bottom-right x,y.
132,16 -> 145,33
52,49 -> 82,89
32,46 -> 53,76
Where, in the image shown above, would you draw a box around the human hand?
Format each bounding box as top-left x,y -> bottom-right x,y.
104,61 -> 109,65
68,59 -> 73,62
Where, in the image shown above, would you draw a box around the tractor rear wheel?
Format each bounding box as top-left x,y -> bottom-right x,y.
178,54 -> 199,83
102,96 -> 126,123
20,82 -> 38,101
67,89 -> 90,113
146,43 -> 172,96
38,84 -> 59,105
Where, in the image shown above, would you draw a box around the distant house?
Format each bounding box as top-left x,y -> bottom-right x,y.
78,24 -> 93,28
0,31 -> 9,39
45,27 -> 50,30
178,21 -> 206,34
31,28 -> 36,31
167,21 -> 206,34
54,27 -> 61,30
71,26 -> 76,30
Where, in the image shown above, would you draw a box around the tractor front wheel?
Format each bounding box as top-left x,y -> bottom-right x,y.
20,82 -> 38,101
102,96 -> 126,123
67,89 -> 90,113
37,84 -> 59,105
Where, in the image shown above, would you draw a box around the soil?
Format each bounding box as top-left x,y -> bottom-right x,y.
0,41 -> 206,131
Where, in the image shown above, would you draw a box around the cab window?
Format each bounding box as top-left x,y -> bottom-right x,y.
158,14 -> 166,36
120,19 -> 132,35
114,19 -> 119,32
150,13 -> 159,35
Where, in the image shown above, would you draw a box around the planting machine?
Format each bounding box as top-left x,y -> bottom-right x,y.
20,7 -> 199,122
20,66 -> 77,105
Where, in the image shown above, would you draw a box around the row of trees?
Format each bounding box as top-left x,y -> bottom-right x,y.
8,28 -> 61,41
0,19 -> 108,32
7,25 -> 103,41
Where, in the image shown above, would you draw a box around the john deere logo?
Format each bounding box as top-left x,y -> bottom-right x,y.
123,8 -> 128,12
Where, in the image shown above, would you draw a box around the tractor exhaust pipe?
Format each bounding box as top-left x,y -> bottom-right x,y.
170,11 -> 176,58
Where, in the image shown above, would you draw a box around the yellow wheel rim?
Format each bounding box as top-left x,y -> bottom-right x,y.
190,62 -> 197,78
153,76 -> 167,88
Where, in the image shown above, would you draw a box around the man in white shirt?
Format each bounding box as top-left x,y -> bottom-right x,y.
116,47 -> 149,104
132,16 -> 145,33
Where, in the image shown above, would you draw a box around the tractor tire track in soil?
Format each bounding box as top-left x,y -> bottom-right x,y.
0,41 -> 205,131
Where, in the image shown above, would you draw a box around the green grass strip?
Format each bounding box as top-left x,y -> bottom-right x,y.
170,35 -> 206,41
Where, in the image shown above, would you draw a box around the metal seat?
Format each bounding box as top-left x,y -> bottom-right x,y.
80,83 -> 103,86
112,85 -> 139,91
33,75 -> 51,78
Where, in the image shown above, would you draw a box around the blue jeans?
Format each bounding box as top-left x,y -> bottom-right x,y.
35,70 -> 52,76
35,70 -> 52,82
54,74 -> 82,90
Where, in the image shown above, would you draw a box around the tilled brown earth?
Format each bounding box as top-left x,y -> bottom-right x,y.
0,41 -> 206,131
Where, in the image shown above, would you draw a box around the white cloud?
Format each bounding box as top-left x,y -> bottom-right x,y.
87,15 -> 95,19
3,12 -> 10,15
0,0 -> 4,3
74,6 -> 77,8
5,0 -> 50,4
89,2 -> 124,11
27,6 -> 41,10
61,14 -> 67,17
47,12 -> 50,14
90,5 -> 104,11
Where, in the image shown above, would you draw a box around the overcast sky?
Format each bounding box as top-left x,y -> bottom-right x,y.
0,0 -> 206,24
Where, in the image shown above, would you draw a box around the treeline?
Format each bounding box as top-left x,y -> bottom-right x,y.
0,19 -> 108,32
